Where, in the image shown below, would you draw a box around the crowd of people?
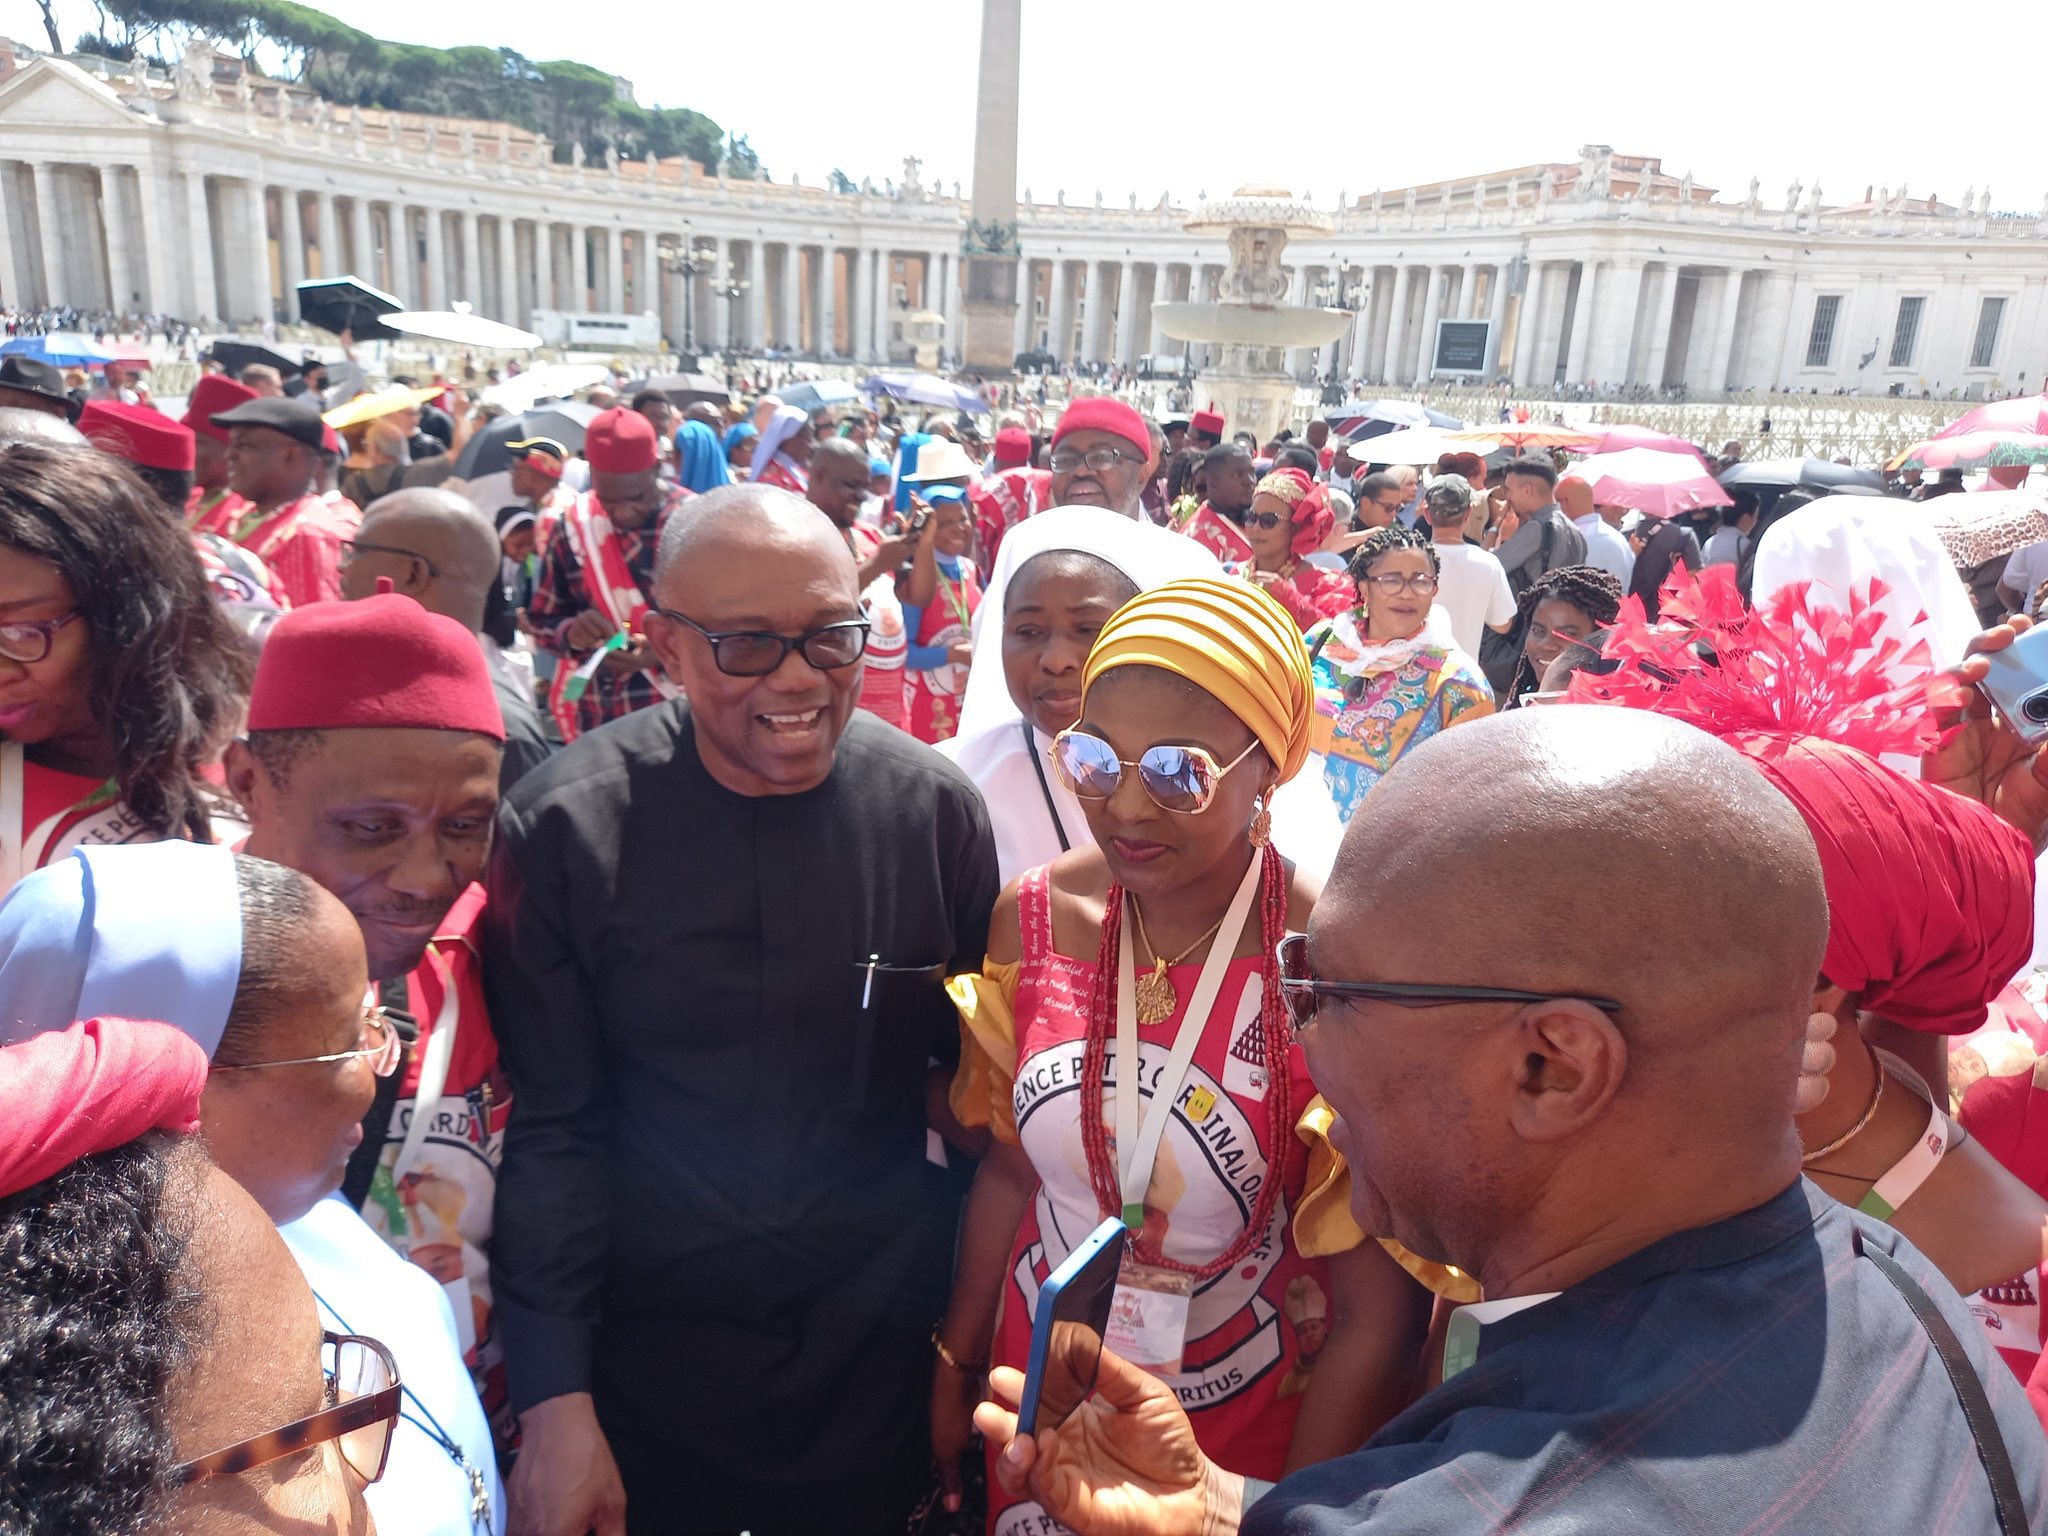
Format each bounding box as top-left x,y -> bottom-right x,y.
4,341 -> 2048,1536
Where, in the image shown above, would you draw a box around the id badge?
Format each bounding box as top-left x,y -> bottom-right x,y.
1104,1261 -> 1194,1376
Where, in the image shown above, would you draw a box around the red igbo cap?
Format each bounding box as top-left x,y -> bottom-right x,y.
248,591 -> 504,740
585,406 -> 658,474
994,426 -> 1032,468
320,423 -> 343,457
1191,409 -> 1225,437
1741,735 -> 2034,1034
181,375 -> 257,443
1051,397 -> 1149,458
78,400 -> 195,472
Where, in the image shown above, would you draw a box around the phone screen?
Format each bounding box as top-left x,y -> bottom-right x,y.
1017,1218 -> 1126,1438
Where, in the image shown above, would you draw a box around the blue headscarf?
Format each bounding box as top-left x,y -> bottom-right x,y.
0,842 -> 243,1054
675,420 -> 731,494
894,432 -> 932,514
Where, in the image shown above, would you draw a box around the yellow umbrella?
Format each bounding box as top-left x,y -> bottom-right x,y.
322,385 -> 443,430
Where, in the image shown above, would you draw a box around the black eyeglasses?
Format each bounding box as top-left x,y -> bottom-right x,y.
653,608 -> 869,676
1048,445 -> 1141,474
1275,934 -> 1623,1036
340,540 -> 441,578
1246,511 -> 1287,530
0,610 -> 79,664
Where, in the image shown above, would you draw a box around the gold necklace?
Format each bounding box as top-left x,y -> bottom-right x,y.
1801,1065 -> 1885,1167
1127,897 -> 1230,1026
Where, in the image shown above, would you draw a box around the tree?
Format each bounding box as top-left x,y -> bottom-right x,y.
33,0 -> 64,52
723,132 -> 762,178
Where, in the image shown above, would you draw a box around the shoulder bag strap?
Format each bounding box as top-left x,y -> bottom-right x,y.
1855,1226 -> 2030,1534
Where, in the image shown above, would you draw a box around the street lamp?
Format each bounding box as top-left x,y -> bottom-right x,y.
659,235 -> 716,355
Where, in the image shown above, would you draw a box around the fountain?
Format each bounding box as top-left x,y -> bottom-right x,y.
1152,184 -> 1355,445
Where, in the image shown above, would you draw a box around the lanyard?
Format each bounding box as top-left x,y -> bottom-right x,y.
1022,721 -> 1072,854
1112,855 -> 1263,1229
311,1286 -> 492,1535
1859,1055 -> 1952,1222
1441,1290 -> 1561,1381
391,949 -> 461,1179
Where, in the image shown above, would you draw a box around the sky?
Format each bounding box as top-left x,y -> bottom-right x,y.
34,0 -> 2045,214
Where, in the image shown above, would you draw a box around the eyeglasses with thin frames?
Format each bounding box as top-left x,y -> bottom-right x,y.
212,1005 -> 402,1077
0,610 -> 80,664
1048,445 -> 1141,474
1275,933 -> 1623,1037
652,608 -> 870,677
174,1332 -> 401,1488
1050,730 -> 1262,816
339,540 -> 442,578
1361,571 -> 1439,596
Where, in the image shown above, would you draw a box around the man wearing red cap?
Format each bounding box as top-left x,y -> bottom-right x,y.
1189,407 -> 1226,450
526,405 -> 691,739
969,423 -> 1053,570
181,373 -> 257,533
76,399 -> 196,514
1048,397 -> 1155,518
225,590 -> 513,1430
209,395 -> 360,607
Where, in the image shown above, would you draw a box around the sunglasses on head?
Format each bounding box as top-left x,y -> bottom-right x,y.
1049,729 -> 1259,814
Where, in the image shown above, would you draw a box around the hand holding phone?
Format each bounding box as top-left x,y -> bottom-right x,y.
1978,622 -> 2048,743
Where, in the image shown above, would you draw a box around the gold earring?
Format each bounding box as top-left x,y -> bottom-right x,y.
1249,795 -> 1272,848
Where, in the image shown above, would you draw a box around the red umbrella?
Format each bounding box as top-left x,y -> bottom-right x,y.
1584,423 -> 1707,461
1936,393 -> 2048,439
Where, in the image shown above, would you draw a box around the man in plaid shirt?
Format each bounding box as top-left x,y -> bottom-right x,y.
976,708 -> 2047,1535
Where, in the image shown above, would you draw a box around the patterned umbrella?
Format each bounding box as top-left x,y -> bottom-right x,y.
1887,430 -> 2048,474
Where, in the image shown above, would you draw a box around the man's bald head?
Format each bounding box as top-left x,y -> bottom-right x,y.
1304,707 -> 1827,1288
654,482 -> 853,595
1555,476 -> 1593,519
346,488 -> 503,629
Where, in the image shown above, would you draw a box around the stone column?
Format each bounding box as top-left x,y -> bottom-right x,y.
489,216 -> 513,322
31,163 -> 67,307
183,173 -> 217,318
818,248 -> 838,357
1639,264 -> 1683,387
454,212 -> 478,307
1111,258 -> 1139,366
533,221 -> 555,313
312,193 -> 338,283
871,249 -> 890,362
274,191 -> 305,318
1703,270 -> 1745,393
1381,265 -> 1414,383
1014,258 -> 1036,357
245,180 -> 273,321
100,167 -> 135,313
0,164 -> 20,313
1512,262 -> 1548,387
1563,261 -> 1601,384
603,226 -> 623,313
1048,259 -> 1073,362
349,198 -> 373,285
1485,263 -> 1511,378
747,239 -> 767,350
135,166 -> 173,314
1414,267 -> 1448,381
419,207 -> 448,311
1346,287 -> 1373,382
775,244 -> 797,350
943,252 -> 962,363
1593,261 -> 1645,384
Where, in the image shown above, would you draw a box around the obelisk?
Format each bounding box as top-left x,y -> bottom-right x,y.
960,0 -> 1023,370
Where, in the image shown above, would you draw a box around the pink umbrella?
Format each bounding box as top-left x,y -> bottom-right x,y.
1888,430 -> 2048,473
1566,448 -> 1733,519
1937,393 -> 2048,439
1585,423 -> 1708,461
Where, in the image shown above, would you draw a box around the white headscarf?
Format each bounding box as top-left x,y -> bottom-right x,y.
748,404 -> 810,484
1750,493 -> 1981,671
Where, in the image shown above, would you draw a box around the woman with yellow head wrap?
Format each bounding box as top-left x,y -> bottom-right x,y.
935,578 -> 1429,1523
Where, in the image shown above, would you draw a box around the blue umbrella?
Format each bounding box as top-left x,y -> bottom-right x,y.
779,379 -> 859,412
862,371 -> 988,415
1,333 -> 114,368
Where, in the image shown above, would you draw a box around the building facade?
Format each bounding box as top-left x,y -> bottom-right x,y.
2,44 -> 2045,394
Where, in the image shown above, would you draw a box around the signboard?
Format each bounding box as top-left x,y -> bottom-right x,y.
1433,319 -> 1493,377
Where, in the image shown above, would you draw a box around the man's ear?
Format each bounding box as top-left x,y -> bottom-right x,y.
1506,1000 -> 1628,1144
222,737 -> 262,813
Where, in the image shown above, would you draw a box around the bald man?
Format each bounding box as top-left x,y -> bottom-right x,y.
341,488 -> 552,792
975,707 -> 2047,1535
485,483 -> 997,1536
1556,473 -> 1635,585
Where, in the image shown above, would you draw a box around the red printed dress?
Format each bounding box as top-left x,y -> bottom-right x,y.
950,868 -> 1332,1536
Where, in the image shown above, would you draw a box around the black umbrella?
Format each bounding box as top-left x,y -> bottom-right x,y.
1718,456 -> 1882,493
204,340 -> 300,379
454,404 -> 600,478
295,276 -> 403,341
634,371 -> 729,407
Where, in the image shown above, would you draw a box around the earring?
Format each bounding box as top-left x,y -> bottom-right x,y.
1249,795 -> 1272,848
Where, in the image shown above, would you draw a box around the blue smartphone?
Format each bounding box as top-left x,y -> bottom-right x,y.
1979,623 -> 2048,744
1016,1217 -> 1127,1439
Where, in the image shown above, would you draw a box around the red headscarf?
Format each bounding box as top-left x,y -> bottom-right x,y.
0,1018 -> 207,1199
1254,468 -> 1336,560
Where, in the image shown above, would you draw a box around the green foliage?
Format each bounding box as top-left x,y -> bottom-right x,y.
85,0 -> 736,171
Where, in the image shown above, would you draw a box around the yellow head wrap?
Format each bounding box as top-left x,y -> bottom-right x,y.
1081,576 -> 1315,784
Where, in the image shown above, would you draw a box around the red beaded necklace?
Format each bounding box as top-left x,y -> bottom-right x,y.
1077,842 -> 1294,1281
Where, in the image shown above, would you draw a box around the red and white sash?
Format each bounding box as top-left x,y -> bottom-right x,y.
546,491 -> 681,739
0,741 -> 141,893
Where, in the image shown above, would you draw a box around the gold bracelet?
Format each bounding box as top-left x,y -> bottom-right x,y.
931,1328 -> 987,1374
1802,1064 -> 1885,1166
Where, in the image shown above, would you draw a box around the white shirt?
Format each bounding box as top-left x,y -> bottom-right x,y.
1574,513 -> 1637,584
2002,540 -> 2048,610
280,1195 -> 506,1536
1702,526 -> 1743,567
939,720 -> 1088,886
1430,542 -> 1517,661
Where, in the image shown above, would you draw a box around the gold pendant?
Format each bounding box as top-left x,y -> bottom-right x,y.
1134,960 -> 1178,1026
